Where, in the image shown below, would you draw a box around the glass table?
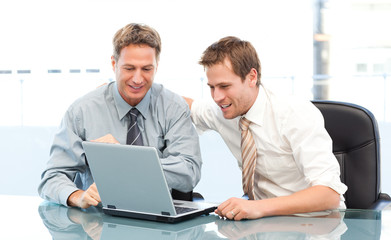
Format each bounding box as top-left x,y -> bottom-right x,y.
1,195 -> 390,239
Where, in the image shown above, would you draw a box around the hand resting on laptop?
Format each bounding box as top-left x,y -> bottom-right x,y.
67,183 -> 101,209
67,134 -> 118,208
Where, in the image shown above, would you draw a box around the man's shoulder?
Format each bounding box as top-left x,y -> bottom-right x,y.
263,86 -> 323,125
150,83 -> 187,108
264,87 -> 315,113
69,82 -> 113,111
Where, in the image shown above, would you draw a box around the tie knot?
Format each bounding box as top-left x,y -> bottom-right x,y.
239,117 -> 251,131
129,108 -> 140,121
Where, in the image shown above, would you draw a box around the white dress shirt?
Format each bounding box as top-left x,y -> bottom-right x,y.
191,85 -> 347,207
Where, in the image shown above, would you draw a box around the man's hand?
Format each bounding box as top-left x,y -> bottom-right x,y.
91,134 -> 120,144
215,186 -> 340,221
182,96 -> 194,110
67,183 -> 101,209
215,197 -> 265,221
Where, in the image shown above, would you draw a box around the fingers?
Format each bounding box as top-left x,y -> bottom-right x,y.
216,198 -> 241,220
79,191 -> 100,209
215,199 -> 230,217
82,183 -> 101,207
229,210 -> 239,220
218,208 -> 242,220
91,134 -> 120,144
67,185 -> 102,209
215,198 -> 251,221
215,199 -> 231,218
233,210 -> 247,221
87,183 -> 101,203
182,96 -> 194,109
73,183 -> 101,209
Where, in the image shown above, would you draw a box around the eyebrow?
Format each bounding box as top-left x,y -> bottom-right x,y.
122,64 -> 155,68
207,82 -> 231,87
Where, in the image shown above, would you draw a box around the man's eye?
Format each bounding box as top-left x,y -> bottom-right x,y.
143,68 -> 152,72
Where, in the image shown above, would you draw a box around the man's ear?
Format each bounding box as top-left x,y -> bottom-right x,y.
247,68 -> 258,87
111,56 -> 116,72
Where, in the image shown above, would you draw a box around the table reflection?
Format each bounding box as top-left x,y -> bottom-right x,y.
38,202 -> 103,240
214,211 -> 347,240
38,202 -> 222,239
39,202 -> 369,240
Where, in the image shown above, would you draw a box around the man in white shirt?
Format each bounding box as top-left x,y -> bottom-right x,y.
184,36 -> 347,220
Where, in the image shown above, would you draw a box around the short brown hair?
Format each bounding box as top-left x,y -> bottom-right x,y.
112,23 -> 161,62
199,36 -> 261,86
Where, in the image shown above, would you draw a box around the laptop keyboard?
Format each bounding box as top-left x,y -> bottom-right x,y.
175,206 -> 197,214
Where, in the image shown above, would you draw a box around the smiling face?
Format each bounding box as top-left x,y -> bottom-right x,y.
112,44 -> 158,106
206,58 -> 259,119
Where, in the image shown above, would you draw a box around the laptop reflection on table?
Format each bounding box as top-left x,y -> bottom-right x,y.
100,214 -> 219,240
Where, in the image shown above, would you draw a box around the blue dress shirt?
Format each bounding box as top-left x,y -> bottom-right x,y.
38,82 -> 202,206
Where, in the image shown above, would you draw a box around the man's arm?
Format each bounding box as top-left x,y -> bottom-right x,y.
158,96 -> 202,192
67,134 -> 119,208
217,101 -> 345,220
216,185 -> 340,220
38,109 -> 88,207
182,97 -> 221,133
38,106 -> 116,208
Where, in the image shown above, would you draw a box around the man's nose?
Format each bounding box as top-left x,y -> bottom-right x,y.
132,70 -> 143,84
213,88 -> 225,103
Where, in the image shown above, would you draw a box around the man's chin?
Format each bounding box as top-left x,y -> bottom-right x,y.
222,112 -> 237,119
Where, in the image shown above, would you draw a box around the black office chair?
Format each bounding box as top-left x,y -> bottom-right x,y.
312,100 -> 391,209
171,189 -> 204,201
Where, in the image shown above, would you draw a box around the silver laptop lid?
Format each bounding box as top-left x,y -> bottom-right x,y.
82,142 -> 177,216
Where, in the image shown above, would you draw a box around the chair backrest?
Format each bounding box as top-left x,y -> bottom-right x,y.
312,100 -> 381,209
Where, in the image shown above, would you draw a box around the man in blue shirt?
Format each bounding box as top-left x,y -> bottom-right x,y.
38,23 -> 202,208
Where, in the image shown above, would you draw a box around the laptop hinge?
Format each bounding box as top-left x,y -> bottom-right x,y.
161,211 -> 171,216
107,205 -> 116,209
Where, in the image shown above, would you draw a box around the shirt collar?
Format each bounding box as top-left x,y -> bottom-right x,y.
113,82 -> 151,120
241,85 -> 267,127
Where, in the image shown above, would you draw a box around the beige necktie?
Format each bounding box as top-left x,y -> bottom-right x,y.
239,117 -> 257,200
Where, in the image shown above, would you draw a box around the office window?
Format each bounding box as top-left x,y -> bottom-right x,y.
0,70 -> 12,74
356,63 -> 368,73
386,59 -> 391,73
373,63 -> 384,73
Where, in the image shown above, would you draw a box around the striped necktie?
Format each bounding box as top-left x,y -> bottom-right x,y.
127,108 -> 143,146
239,117 -> 257,200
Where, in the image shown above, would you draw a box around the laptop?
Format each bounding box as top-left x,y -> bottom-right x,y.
82,141 -> 217,223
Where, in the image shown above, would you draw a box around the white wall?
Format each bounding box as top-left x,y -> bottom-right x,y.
1,0 -> 390,200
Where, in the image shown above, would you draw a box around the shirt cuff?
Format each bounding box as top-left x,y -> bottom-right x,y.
59,185 -> 79,207
312,175 -> 348,196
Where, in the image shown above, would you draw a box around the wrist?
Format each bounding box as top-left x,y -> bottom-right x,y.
67,190 -> 83,207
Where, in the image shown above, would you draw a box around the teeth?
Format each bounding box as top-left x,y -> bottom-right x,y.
132,86 -> 141,89
221,104 -> 231,109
